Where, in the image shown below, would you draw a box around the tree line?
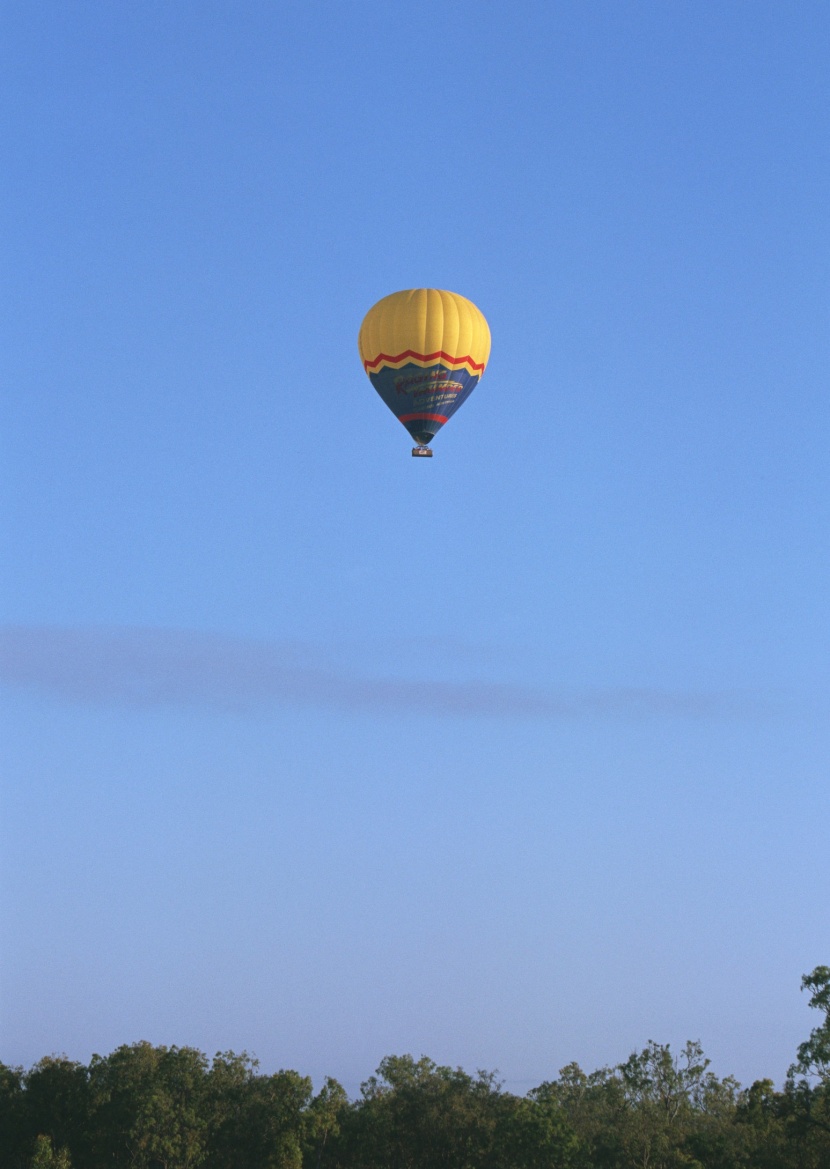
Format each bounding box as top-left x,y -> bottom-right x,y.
2,967 -> 829,1169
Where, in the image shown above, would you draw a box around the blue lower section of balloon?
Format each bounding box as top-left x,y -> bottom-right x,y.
368,363 -> 480,444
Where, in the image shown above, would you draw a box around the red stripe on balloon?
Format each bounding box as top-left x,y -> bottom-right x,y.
398,413 -> 449,424
364,350 -> 485,372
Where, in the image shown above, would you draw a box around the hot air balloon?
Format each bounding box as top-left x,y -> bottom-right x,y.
358,289 -> 491,456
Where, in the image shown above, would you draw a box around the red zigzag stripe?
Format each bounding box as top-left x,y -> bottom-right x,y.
364,349 -> 485,373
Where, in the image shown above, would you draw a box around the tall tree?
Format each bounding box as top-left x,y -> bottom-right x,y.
0,1063 -> 26,1169
23,1057 -> 91,1168
303,1077 -> 348,1169
784,966 -> 830,1167
88,1042 -> 209,1169
329,1053 -> 579,1169
203,1053 -> 312,1169
791,966 -> 830,1084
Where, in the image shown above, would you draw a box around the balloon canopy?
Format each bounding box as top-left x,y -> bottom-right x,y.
358,289 -> 491,452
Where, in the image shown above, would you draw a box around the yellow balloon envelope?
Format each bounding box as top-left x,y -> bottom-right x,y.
358,289 -> 491,454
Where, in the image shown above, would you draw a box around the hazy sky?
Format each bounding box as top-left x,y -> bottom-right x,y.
2,1 -> 829,1094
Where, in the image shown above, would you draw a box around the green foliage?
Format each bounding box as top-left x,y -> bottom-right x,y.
304,1077 -> 349,1169
791,966 -> 830,1083
30,1133 -> 72,1169
88,1042 -> 209,1169
203,1061 -> 312,1169
7,967 -> 830,1169
538,1044 -> 759,1169
24,1057 -> 91,1167
0,1062 -> 26,1169
783,966 -> 830,1166
732,1079 -> 791,1169
491,1093 -> 580,1169
327,1053 -> 578,1169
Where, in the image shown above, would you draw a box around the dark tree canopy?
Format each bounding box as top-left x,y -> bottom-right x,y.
2,968 -> 829,1169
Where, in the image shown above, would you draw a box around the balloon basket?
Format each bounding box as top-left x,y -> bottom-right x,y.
412,446 -> 433,458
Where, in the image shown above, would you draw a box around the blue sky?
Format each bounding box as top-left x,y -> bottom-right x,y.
1,1 -> 829,1092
